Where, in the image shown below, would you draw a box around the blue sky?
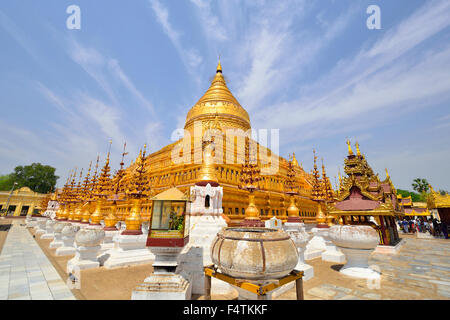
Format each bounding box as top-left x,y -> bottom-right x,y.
0,0 -> 449,191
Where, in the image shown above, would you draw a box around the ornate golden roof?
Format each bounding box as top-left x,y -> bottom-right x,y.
427,185 -> 450,208
184,61 -> 251,133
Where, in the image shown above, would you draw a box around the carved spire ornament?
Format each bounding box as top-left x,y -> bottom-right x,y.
123,144 -> 150,235
285,154 -> 301,223
239,137 -> 264,227
104,142 -> 128,230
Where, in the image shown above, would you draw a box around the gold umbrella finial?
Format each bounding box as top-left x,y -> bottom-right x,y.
355,141 -> 361,156
346,139 -> 353,155
216,57 -> 222,73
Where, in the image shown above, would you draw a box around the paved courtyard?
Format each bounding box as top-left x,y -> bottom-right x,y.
278,234 -> 450,300
0,219 -> 75,300
0,218 -> 449,300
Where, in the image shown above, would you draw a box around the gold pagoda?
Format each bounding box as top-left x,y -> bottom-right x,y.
115,61 -> 319,225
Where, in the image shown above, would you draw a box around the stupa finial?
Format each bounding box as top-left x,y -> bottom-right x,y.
346,139 -> 354,155
216,57 -> 222,73
355,141 -> 361,156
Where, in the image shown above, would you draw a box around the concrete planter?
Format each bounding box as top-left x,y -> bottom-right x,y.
211,227 -> 298,280
329,225 -> 380,279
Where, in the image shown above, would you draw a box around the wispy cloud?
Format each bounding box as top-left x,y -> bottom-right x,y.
235,1 -> 355,112
149,0 -> 203,76
253,0 -> 450,142
189,0 -> 228,42
67,39 -> 155,114
0,10 -> 41,63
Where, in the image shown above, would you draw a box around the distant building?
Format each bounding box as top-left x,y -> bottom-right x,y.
427,186 -> 450,224
0,187 -> 48,216
397,194 -> 432,219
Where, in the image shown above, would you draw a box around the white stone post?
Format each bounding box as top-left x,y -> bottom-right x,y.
132,246 -> 191,300
321,232 -> 345,263
26,215 -> 37,228
102,233 -> 154,269
304,227 -> 328,260
34,217 -> 48,236
67,228 -> 105,273
284,222 -> 314,280
175,184 -> 236,297
41,219 -> 56,239
56,225 -> 80,256
49,222 -> 67,248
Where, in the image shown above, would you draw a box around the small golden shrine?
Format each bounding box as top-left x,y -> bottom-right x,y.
327,141 -> 403,246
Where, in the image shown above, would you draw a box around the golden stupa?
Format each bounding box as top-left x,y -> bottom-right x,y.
113,61 -> 320,225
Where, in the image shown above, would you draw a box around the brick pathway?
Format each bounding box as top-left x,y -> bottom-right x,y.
0,220 -> 75,300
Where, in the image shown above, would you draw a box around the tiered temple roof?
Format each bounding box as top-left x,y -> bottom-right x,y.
327,141 -> 403,217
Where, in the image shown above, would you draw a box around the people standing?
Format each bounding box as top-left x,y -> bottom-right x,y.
433,218 -> 439,237
441,221 -> 448,239
402,219 -> 409,233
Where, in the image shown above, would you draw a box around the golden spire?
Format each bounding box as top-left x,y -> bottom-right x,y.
292,152 -> 299,167
385,168 -> 390,179
321,158 -> 334,202
311,149 -> 323,201
184,60 -> 250,132
196,137 -> 219,186
216,58 -> 222,73
346,139 -> 354,155
355,141 -> 361,156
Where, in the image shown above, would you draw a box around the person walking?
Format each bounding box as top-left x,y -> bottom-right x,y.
441,221 -> 448,239
433,218 -> 439,237
402,219 -> 409,233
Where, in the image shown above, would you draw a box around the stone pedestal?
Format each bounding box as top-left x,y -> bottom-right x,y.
321,232 -> 345,263
132,273 -> 191,300
103,233 -> 154,269
67,228 -> 105,273
49,222 -> 67,248
41,219 -> 56,239
132,247 -> 191,300
67,245 -> 102,273
304,227 -> 328,260
99,230 -> 120,254
329,225 -> 381,280
374,239 -> 405,254
338,247 -> 380,279
26,216 -> 36,228
34,217 -> 48,236
56,225 -> 80,256
177,213 -> 236,297
284,222 -> 314,281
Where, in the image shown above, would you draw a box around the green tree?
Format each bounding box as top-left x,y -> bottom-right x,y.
412,178 -> 429,194
0,174 -> 15,191
397,189 -> 425,202
10,163 -> 59,194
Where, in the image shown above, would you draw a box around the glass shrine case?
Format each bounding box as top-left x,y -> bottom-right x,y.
146,187 -> 190,247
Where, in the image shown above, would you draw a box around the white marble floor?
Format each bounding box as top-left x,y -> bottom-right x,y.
0,220 -> 76,300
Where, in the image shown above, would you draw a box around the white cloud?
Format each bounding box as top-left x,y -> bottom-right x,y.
149,0 -> 203,75
252,0 -> 450,140
189,0 -> 228,42
235,1 -> 354,112
0,10 -> 41,64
